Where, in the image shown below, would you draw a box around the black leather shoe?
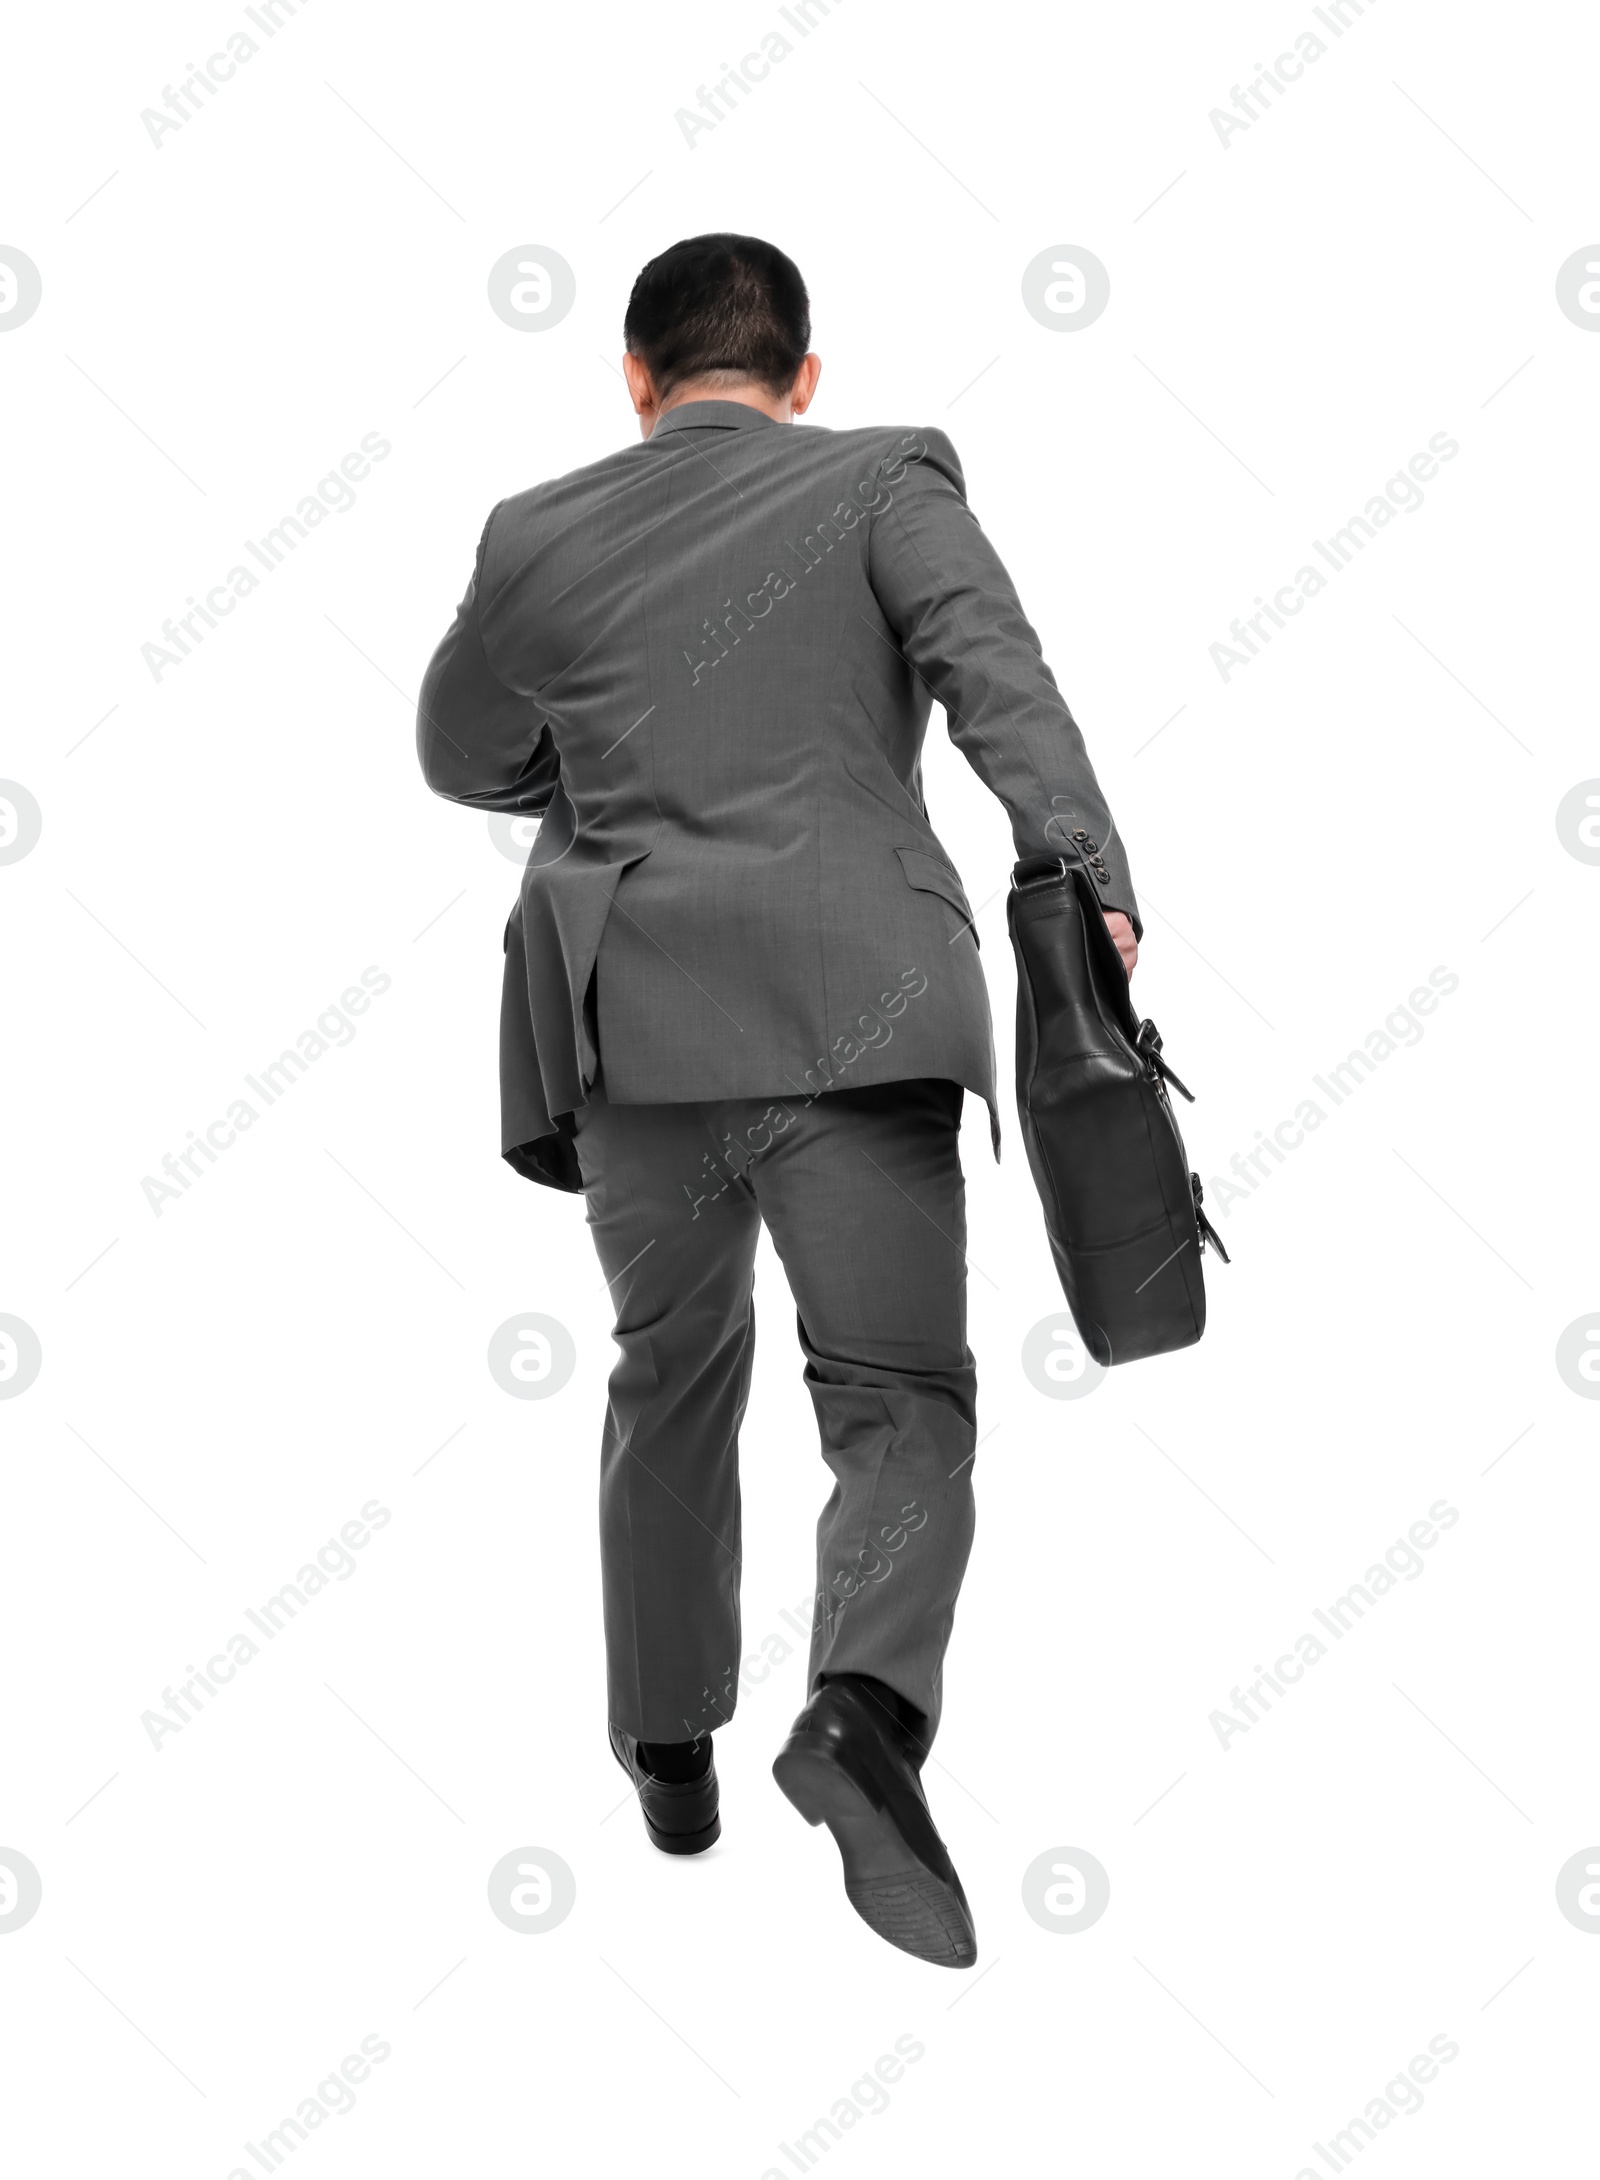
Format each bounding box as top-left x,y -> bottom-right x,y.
609,1725 -> 721,1855
772,1677 -> 976,1967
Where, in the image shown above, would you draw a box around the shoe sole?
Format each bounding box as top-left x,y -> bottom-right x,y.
643,1810 -> 721,1857
773,1733 -> 976,1968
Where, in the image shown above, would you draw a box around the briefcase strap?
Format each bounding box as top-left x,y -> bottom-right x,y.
1135,1019 -> 1195,1103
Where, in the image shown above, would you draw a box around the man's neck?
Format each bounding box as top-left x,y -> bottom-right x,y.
657,380 -> 791,424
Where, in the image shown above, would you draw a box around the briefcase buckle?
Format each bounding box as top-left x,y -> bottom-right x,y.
1011,855 -> 1069,893
1136,1017 -> 1195,1103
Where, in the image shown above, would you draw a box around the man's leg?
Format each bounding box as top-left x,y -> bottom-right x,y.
745,1076 -> 980,1965
572,1091 -> 761,1745
738,1077 -> 978,1751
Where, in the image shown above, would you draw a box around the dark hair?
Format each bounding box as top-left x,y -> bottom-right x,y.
624,234 -> 810,400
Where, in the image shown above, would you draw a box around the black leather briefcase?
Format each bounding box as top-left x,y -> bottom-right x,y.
1007,855 -> 1227,1366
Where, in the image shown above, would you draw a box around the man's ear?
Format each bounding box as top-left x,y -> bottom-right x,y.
622,352 -> 657,416
790,353 -> 822,416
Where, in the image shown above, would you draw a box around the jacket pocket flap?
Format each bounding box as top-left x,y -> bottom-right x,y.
896,847 -> 977,934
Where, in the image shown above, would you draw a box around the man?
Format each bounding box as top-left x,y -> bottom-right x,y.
417,234 -> 1139,1968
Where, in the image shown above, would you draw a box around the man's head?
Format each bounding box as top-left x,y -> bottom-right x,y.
622,233 -> 820,435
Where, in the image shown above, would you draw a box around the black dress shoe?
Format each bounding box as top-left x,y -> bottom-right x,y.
609,1725 -> 721,1855
772,1677 -> 976,1967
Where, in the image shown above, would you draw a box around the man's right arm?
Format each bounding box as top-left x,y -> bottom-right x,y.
416,505 -> 561,815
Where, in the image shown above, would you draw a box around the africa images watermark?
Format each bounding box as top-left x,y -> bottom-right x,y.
681,965 -> 931,1217
141,434 -> 391,683
675,0 -> 846,150
756,2033 -> 925,2177
141,1498 -> 391,1753
1208,0 -> 1382,150
141,966 -> 392,1215
680,1598 -> 815,1740
681,433 -> 927,687
1294,2033 -> 1459,2177
1209,1497 -> 1460,1753
1209,433 -> 1459,683
140,0 -> 314,150
1205,965 -> 1459,1220
681,1511 -> 929,1739
225,2032 -> 392,2180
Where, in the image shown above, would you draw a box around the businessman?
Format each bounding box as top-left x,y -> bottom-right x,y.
417,234 -> 1139,1967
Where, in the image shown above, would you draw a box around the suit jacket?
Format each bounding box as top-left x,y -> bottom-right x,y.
417,400 -> 1137,1189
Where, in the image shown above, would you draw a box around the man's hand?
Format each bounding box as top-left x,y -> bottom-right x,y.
1104,911 -> 1138,980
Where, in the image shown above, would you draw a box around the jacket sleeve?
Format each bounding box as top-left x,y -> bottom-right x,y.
416,503 -> 561,815
865,427 -> 1138,935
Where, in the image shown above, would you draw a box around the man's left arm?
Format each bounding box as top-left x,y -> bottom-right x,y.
417,505 -> 561,814
868,427 -> 1139,972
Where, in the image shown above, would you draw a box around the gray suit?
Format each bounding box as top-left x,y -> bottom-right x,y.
418,400 -> 1137,1190
418,401 -> 1136,1744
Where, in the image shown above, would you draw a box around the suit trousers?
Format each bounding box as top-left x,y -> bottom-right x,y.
570,1075 -> 978,1750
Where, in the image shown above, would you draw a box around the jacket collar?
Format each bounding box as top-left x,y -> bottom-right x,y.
649,399 -> 783,439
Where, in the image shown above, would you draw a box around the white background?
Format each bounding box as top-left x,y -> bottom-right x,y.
3,1 -> 1597,2174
